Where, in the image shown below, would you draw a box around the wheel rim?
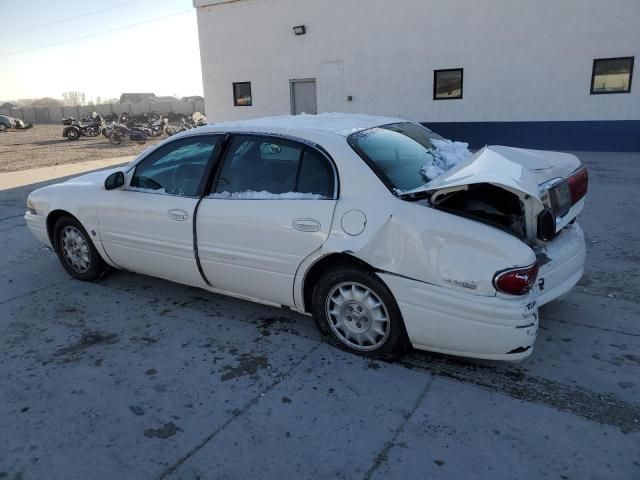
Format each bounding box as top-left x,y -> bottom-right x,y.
68,130 -> 78,139
325,282 -> 391,351
60,226 -> 91,273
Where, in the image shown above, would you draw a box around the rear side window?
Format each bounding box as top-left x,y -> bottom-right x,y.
130,136 -> 220,197
211,135 -> 334,199
348,122 -> 448,193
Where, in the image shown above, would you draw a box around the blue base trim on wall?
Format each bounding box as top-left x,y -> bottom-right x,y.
422,120 -> 640,152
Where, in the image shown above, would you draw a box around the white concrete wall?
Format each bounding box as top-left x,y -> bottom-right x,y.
195,0 -> 640,122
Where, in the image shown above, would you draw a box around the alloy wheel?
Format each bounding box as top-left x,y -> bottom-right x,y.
60,226 -> 91,273
325,282 -> 391,351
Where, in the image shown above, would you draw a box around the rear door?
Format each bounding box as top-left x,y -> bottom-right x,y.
98,135 -> 222,287
197,134 -> 338,307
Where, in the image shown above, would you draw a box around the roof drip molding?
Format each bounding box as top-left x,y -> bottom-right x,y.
193,0 -> 247,7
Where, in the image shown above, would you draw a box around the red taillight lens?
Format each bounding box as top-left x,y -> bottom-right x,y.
567,167 -> 588,204
494,263 -> 539,296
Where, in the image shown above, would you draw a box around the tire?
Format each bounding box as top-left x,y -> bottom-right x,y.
165,126 -> 177,136
65,128 -> 80,140
312,265 -> 409,360
0,123 -> 7,132
109,131 -> 123,145
53,216 -> 108,281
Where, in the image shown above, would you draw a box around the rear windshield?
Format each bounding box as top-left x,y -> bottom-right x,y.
348,122 -> 445,193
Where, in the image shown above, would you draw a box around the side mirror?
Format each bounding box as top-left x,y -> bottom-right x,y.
105,171 -> 125,190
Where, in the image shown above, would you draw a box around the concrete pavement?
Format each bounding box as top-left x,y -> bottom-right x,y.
0,152 -> 638,479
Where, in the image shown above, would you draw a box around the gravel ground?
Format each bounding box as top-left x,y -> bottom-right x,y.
0,124 -> 167,173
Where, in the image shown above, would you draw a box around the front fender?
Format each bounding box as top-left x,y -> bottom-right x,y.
28,179 -> 116,267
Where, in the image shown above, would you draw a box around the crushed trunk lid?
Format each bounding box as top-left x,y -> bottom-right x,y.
401,146 -> 583,242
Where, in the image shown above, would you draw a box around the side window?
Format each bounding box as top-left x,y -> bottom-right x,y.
297,150 -> 334,198
130,136 -> 220,197
212,135 -> 334,199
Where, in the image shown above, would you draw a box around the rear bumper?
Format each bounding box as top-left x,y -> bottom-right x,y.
377,223 -> 585,361
378,273 -> 538,361
534,222 -> 586,306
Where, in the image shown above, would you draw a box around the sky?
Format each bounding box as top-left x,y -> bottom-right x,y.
0,0 -> 203,102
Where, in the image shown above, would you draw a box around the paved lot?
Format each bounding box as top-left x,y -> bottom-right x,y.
0,151 -> 639,480
0,125 -> 165,173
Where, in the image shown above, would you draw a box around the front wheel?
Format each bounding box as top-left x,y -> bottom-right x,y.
0,123 -> 8,132
312,266 -> 409,359
109,131 -> 123,145
53,216 -> 108,281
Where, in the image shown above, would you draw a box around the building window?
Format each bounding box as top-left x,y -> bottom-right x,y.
433,68 -> 463,100
591,57 -> 634,94
233,82 -> 252,106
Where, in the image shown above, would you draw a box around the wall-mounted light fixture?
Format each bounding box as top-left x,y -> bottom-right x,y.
293,25 -> 306,35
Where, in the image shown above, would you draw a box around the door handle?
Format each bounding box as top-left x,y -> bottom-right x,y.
168,209 -> 189,221
292,218 -> 321,232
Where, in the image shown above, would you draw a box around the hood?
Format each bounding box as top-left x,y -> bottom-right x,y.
421,146 -> 581,202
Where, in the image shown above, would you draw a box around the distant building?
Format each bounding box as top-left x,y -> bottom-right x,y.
194,0 -> 639,151
0,102 -> 17,109
141,95 -> 180,104
120,93 -> 156,104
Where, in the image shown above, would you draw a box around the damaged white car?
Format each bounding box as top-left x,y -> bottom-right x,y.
25,114 -> 587,361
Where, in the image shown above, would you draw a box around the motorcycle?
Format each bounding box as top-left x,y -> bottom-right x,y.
62,112 -> 105,140
176,112 -> 207,133
104,116 -> 147,145
147,115 -> 176,137
13,117 -> 33,129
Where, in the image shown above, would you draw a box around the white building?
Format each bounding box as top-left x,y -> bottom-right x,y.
194,0 -> 639,151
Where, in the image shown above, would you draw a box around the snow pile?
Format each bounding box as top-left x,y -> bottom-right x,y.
421,139 -> 473,181
209,191 -> 328,200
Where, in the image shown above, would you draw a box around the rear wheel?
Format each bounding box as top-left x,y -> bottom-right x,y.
0,123 -> 7,132
65,128 -> 80,140
53,216 -> 108,281
312,266 -> 409,359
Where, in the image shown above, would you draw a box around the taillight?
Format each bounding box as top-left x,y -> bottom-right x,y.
567,167 -> 588,204
493,263 -> 539,296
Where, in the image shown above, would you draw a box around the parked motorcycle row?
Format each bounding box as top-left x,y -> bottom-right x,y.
60,111 -> 207,145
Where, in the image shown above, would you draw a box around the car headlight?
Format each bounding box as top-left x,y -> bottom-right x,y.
26,197 -> 37,214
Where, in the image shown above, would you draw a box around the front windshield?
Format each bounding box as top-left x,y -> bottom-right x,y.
348,122 -> 448,193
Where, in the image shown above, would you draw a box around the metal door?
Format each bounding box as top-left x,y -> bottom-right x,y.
290,79 -> 317,115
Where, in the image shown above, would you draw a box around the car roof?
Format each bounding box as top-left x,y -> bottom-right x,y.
197,113 -> 408,138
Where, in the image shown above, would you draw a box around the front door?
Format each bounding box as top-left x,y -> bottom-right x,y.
290,79 -> 317,115
98,135 -> 222,287
197,134 -> 337,307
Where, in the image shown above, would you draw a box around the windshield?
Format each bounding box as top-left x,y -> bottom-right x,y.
348,122 -> 447,193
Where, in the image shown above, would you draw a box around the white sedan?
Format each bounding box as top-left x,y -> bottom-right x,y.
25,114 -> 587,361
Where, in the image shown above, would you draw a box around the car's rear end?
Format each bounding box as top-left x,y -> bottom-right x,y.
531,165 -> 589,305
347,123 -> 589,360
